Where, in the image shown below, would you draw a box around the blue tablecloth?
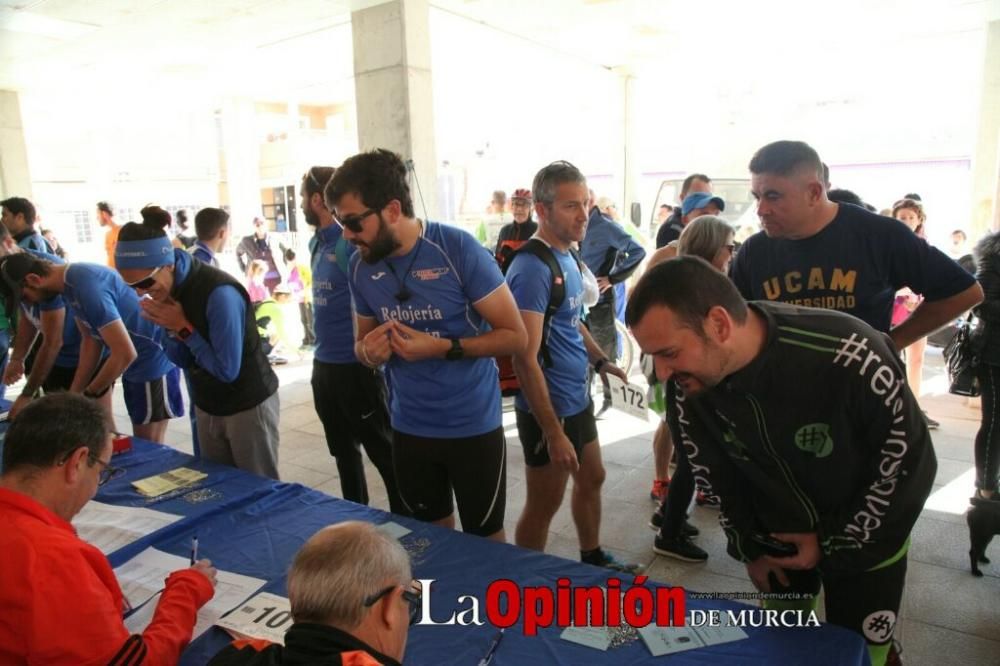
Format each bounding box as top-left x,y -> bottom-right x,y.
86,440 -> 869,666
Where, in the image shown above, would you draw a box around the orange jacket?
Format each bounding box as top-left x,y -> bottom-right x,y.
0,488 -> 214,665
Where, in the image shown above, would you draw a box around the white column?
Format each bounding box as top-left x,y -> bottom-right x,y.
219,98 -> 263,233
0,90 -> 33,198
351,0 -> 438,218
971,20 -> 1000,233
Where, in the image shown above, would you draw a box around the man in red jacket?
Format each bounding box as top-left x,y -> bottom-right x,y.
0,393 -> 217,665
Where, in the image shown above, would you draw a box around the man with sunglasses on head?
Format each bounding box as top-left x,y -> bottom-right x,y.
300,165 -> 405,514
326,149 -> 527,542
0,393 -> 218,665
209,521 -> 415,666
114,221 -> 281,479
0,252 -> 182,442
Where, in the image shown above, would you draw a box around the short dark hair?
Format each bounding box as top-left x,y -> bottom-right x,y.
532,161 -> 587,207
284,248 -> 296,262
1,197 -> 36,226
2,393 -> 108,473
176,209 -> 189,230
680,174 -> 711,199
97,201 -> 114,216
140,205 -> 172,231
194,207 -> 229,240
827,188 -> 864,207
302,166 -> 335,198
118,221 -> 167,243
625,256 -> 748,337
903,192 -> 921,202
325,149 -> 414,217
748,141 -> 824,182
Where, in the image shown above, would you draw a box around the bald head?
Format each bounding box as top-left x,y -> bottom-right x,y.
288,521 -> 411,628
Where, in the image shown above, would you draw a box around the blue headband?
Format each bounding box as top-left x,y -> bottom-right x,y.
115,237 -> 175,270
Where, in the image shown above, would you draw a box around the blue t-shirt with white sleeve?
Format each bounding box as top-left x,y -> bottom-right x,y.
62,263 -> 175,382
311,223 -> 357,364
348,221 -> 504,438
506,242 -> 590,417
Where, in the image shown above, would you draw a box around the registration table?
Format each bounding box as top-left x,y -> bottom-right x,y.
79,439 -> 869,665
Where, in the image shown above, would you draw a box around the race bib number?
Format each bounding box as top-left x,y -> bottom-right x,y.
217,592 -> 293,645
606,375 -> 649,421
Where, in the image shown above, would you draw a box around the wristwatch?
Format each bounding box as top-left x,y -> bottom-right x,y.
176,326 -> 193,340
445,338 -> 464,361
83,385 -> 111,399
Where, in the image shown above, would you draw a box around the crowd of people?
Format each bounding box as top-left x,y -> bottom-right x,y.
0,138 -> 997,665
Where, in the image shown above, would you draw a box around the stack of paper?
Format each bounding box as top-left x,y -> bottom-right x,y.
132,467 -> 207,497
116,547 -> 266,641
216,592 -> 293,645
73,501 -> 182,554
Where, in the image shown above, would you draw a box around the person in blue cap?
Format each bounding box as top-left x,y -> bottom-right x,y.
114,222 -> 281,479
0,251 -> 181,442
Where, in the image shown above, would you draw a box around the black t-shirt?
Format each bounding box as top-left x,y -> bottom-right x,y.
655,209 -> 683,249
729,203 -> 976,333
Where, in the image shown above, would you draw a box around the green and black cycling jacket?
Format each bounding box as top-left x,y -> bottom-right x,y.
667,301 -> 937,574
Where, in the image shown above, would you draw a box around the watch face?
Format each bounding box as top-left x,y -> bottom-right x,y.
447,339 -> 463,360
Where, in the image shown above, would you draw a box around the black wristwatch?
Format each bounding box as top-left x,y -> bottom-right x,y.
83,385 -> 111,399
445,338 -> 464,361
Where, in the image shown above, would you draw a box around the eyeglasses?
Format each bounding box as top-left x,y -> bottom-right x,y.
724,243 -> 737,252
59,449 -> 126,486
127,265 -> 164,290
335,209 -> 377,234
363,579 -> 422,625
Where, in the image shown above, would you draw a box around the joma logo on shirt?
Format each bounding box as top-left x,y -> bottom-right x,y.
761,268 -> 857,300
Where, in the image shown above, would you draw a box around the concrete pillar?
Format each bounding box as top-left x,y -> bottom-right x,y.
971,20 -> 1000,233
618,68 -> 643,231
219,98 -> 263,233
0,90 -> 33,198
351,0 -> 438,218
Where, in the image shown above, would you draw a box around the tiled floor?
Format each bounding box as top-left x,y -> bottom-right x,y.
108,348 -> 999,665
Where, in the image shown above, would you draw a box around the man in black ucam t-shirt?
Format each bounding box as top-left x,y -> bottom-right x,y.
730,140 -> 981,353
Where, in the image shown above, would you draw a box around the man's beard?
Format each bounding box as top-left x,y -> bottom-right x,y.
359,217 -> 400,264
303,207 -> 320,227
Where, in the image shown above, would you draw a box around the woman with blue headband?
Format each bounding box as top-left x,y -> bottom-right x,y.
115,222 -> 281,479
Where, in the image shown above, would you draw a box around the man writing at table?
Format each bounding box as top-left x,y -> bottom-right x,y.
0,393 -> 218,665
209,521 -> 416,666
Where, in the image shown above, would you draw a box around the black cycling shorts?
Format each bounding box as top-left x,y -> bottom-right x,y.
766,551 -> 908,649
392,426 -> 506,537
516,399 -> 598,467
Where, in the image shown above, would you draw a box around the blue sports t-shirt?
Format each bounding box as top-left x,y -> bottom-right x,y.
348,221 -> 504,438
22,251 -> 80,367
506,242 -> 590,417
311,224 -> 357,364
62,263 -> 175,382
730,203 -> 977,333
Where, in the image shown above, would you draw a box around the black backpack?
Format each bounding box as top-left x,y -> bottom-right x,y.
516,238 -> 583,368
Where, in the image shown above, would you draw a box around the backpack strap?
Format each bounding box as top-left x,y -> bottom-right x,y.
516,238 -> 566,368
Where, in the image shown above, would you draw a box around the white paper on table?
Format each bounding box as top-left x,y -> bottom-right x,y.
73,501 -> 183,554
216,592 -> 293,645
117,547 -> 266,641
637,624 -> 705,656
559,625 -> 611,651
606,375 -> 650,421
375,521 -> 412,540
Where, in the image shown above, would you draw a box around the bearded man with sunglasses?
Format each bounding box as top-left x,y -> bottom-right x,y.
0,252 -> 181,442
326,149 -> 526,542
209,522 -> 415,666
114,222 -> 281,479
0,393 -> 218,664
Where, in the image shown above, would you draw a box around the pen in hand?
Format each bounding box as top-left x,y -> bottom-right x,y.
478,628 -> 504,666
190,534 -> 199,565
